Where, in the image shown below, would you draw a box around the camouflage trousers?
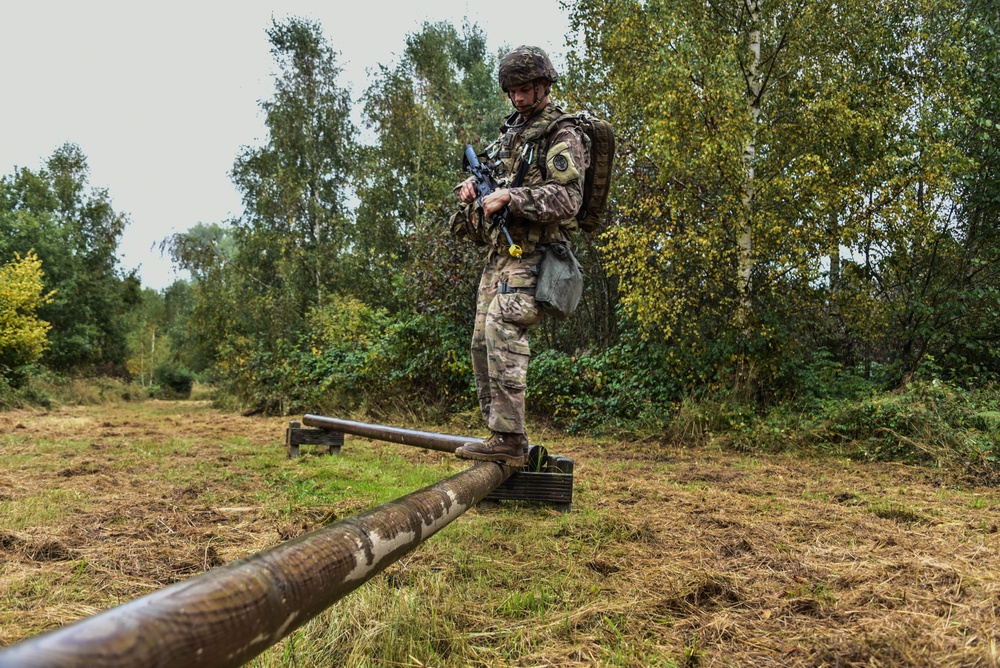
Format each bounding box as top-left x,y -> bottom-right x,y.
471,248 -> 545,435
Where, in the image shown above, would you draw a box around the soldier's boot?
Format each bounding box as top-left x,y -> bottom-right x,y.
456,431 -> 528,467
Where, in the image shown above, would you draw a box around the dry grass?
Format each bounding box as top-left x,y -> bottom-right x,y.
2,402 -> 1000,666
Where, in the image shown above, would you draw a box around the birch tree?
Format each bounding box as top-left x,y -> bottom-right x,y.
353,21 -> 505,313
566,0 -> 931,390
230,16 -> 355,315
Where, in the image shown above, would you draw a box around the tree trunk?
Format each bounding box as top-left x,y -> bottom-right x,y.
739,0 -> 762,322
828,210 -> 841,294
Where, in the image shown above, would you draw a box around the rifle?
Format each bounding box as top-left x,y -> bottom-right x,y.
463,145 -> 522,258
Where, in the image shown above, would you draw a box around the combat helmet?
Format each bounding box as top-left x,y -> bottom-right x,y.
498,45 -> 559,92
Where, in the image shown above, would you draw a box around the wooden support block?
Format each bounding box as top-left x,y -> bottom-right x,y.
286,421 -> 344,458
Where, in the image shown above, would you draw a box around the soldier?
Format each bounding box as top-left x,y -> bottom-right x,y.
451,45 -> 590,467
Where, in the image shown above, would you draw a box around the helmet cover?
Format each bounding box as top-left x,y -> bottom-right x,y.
498,45 -> 559,92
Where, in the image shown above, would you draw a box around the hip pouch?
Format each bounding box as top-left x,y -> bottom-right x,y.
535,243 -> 584,320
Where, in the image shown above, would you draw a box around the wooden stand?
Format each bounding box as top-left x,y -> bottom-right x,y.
479,446 -> 574,513
286,420 -> 344,458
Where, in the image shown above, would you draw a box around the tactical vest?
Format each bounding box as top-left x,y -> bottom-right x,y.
485,105 -> 584,252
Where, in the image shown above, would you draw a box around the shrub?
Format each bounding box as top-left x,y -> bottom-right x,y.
527,344 -> 675,434
818,380 -> 993,464
729,380 -> 1000,482
359,313 -> 474,420
153,362 -> 195,399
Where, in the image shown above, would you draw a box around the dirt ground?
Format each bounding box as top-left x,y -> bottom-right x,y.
1,401 -> 999,666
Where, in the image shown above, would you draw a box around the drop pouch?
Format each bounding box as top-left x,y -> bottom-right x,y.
535,243 -> 584,320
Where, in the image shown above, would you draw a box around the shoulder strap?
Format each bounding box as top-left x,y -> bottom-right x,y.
544,112 -> 575,136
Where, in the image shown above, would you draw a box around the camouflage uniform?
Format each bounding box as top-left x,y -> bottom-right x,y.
452,103 -> 591,438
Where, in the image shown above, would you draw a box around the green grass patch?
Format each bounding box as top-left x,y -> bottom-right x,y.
0,488 -> 86,530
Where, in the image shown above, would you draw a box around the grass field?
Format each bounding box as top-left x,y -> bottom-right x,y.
1,400 -> 999,666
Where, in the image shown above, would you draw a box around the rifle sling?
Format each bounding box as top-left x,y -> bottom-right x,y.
512,145 -> 532,188
503,144 -> 536,241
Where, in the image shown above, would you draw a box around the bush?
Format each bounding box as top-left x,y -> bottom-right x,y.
818,380 -> 994,464
527,344 -> 675,434
0,252 -> 53,374
727,380 -> 1000,482
292,311 -> 474,421
212,295 -> 477,420
0,370 -> 156,410
153,362 -> 195,399
0,373 -> 33,409
359,314 -> 473,420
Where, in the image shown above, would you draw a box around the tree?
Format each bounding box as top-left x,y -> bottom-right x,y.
161,222 -> 238,375
861,0 -> 1000,381
944,0 -> 1000,376
353,20 -> 505,314
0,252 -> 53,382
124,286 -> 194,388
174,17 -> 357,410
230,16 -> 356,315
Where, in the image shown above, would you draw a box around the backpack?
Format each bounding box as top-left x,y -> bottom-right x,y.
548,111 -> 616,234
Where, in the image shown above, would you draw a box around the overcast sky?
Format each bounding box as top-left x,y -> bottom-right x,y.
0,1 -> 573,289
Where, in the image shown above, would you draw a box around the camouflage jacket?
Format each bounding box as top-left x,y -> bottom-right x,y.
452,103 -> 590,255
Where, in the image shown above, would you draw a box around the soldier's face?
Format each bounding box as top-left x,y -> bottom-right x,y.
508,80 -> 548,116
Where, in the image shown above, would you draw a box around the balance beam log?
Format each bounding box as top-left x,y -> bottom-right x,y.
302,413 -> 475,453
0,462 -> 512,668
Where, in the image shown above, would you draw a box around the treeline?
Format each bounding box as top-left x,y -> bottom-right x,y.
0,142 -> 197,400
3,3 -> 1000,456
0,145 -> 135,383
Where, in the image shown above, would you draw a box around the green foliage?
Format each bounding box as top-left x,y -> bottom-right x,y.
200,293 -> 474,419
0,144 -> 139,375
0,372 -> 153,410
528,348 -> 624,432
360,313 -> 474,418
160,17 -> 358,411
231,16 -> 356,306
152,362 -> 195,399
728,380 -> 1000,482
353,21 -> 505,313
820,381 -> 995,465
109,9 -> 1000,476
0,373 -> 49,410
298,309 -> 473,420
527,335 -> 685,434
0,252 -> 52,383
160,225 -> 238,375
159,281 -> 207,373
785,349 -> 880,405
564,0 -> 999,396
